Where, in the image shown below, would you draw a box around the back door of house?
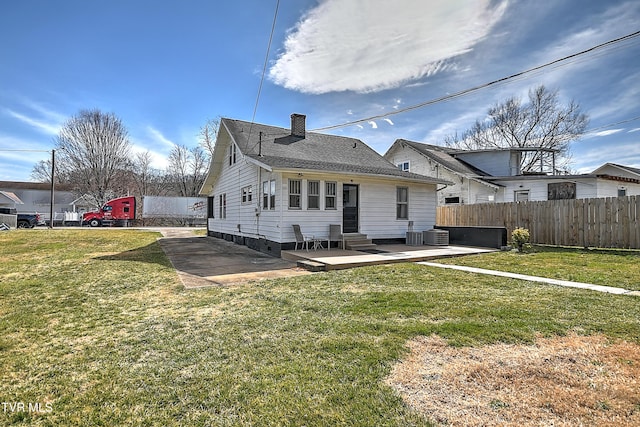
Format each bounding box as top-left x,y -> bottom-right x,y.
343,184 -> 358,233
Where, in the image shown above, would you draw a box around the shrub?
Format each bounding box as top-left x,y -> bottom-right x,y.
512,227 -> 530,252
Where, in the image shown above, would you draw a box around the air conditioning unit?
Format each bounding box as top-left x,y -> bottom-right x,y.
406,231 -> 423,246
423,229 -> 449,246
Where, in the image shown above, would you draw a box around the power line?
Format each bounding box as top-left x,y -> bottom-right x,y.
249,0 -> 280,130
583,115 -> 640,135
310,30 -> 640,132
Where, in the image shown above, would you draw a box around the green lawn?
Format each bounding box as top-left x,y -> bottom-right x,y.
434,245 -> 640,291
1,230 -> 638,426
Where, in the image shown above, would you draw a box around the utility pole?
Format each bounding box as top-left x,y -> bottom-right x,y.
49,149 -> 55,228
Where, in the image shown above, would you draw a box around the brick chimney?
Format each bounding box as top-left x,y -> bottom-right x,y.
291,113 -> 306,138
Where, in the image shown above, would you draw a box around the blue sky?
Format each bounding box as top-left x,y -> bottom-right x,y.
1,0 -> 639,182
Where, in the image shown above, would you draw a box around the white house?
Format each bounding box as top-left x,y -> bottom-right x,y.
0,181 -> 81,221
199,115 -> 450,256
384,139 -> 640,204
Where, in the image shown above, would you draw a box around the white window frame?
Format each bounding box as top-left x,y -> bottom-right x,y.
241,185 -> 252,204
515,190 -> 529,202
229,143 -> 237,165
269,179 -> 276,210
307,180 -> 320,210
219,193 -> 226,219
397,161 -> 410,171
396,187 -> 408,219
288,179 -> 301,210
325,182 -> 337,210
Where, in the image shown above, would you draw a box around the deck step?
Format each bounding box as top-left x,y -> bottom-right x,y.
342,233 -> 377,251
297,260 -> 326,272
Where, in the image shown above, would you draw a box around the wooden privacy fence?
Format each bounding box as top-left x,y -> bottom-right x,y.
436,196 -> 640,249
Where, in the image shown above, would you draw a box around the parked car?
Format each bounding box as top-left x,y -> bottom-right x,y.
0,208 -> 39,228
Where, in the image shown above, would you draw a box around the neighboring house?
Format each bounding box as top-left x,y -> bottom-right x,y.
384,140 -> 640,204
385,140 -> 503,205
0,181 -> 78,220
199,114 -> 450,256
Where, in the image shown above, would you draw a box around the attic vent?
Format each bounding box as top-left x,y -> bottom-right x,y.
291,113 -> 306,138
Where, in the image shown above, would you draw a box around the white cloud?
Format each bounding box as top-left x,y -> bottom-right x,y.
146,126 -> 176,148
574,141 -> 640,173
629,127 -> 640,133
129,139 -> 170,171
269,0 -> 508,94
585,129 -> 624,138
4,108 -> 62,135
368,121 -> 378,129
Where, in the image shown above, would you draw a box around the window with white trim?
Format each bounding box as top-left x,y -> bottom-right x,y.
396,187 -> 408,219
325,182 -> 337,209
262,181 -> 269,210
515,190 -> 529,202
219,193 -> 226,218
269,180 -> 276,210
228,143 -> 237,165
308,180 -> 320,209
262,180 -> 276,210
289,179 -> 301,209
397,161 -> 410,171
241,186 -> 252,204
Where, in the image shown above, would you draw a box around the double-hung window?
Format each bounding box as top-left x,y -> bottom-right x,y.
269,180 -> 276,210
325,182 -> 337,209
289,179 -> 301,209
219,193 -> 226,218
307,181 -> 320,209
396,187 -> 408,219
241,186 -> 252,204
262,180 -> 276,209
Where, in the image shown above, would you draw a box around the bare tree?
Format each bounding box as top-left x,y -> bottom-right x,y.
167,144 -> 209,197
130,151 -> 168,197
445,85 -> 588,173
30,158 -> 67,183
53,109 -> 132,207
198,117 -> 220,158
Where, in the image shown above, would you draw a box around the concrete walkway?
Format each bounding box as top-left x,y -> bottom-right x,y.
418,262 -> 639,295
155,228 -> 310,288
282,244 -> 496,271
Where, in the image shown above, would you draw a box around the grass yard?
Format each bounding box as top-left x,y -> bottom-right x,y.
1,229 -> 639,426
434,245 -> 640,291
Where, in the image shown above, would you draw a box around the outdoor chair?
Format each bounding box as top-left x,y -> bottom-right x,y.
292,224 -> 313,251
328,224 -> 343,250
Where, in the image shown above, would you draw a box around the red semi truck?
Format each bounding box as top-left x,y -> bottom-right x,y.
83,196 -> 136,227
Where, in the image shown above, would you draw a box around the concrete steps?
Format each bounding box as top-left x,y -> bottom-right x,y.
343,233 -> 377,251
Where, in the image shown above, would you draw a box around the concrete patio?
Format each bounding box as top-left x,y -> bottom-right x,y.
281,244 -> 497,271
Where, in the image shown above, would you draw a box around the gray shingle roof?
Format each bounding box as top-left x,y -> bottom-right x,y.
223,118 -> 448,184
395,139 -> 490,176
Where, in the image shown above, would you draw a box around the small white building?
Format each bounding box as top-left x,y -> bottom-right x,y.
384,140 -> 640,204
200,115 -> 450,256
